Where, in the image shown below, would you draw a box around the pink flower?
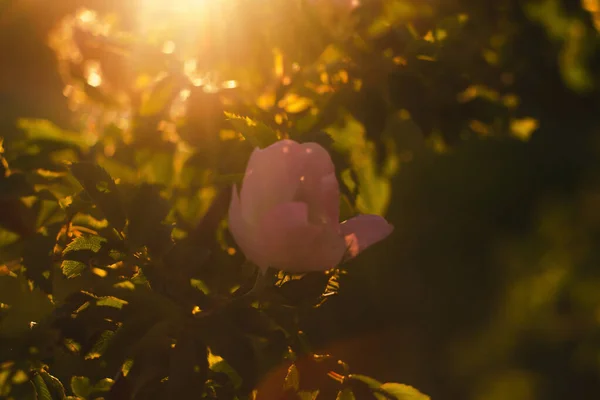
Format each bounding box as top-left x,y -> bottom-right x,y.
228,139 -> 393,273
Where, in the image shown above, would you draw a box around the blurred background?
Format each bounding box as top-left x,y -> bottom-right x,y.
3,0 -> 600,399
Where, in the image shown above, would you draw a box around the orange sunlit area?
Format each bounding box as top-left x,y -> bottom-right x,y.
2,0 -> 600,399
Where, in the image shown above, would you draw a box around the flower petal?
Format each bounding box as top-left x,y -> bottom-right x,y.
257,201 -> 346,272
298,142 -> 336,177
339,214 -> 394,258
240,140 -> 305,224
292,143 -> 339,225
316,172 -> 340,224
228,185 -> 266,268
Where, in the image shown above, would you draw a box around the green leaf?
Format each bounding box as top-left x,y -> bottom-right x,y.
0,227 -> 20,248
34,196 -> 65,230
284,364 -> 300,392
64,236 -> 106,254
125,184 -> 170,251
22,233 -> 56,292
0,239 -> 24,266
0,199 -> 36,236
224,112 -> 279,148
135,147 -> 176,186
210,357 -> 243,390
71,376 -> 113,398
337,388 -> 356,400
326,115 -> 391,215
32,373 -> 53,400
71,376 -> 92,398
61,236 -> 108,278
70,163 -> 126,231
375,383 -> 430,400
96,296 -> 128,309
0,274 -> 23,305
102,304 -> 175,371
298,391 -> 319,400
347,375 -> 382,389
125,321 -> 173,397
190,279 -> 210,294
367,1 -> 420,37
86,330 -> 114,359
0,276 -> 53,336
139,75 -> 178,116
92,378 -> 114,393
60,260 -> 87,279
0,173 -> 34,200
17,119 -> 90,148
8,380 -> 38,400
168,330 -> 209,399
339,194 -> 355,221
39,371 -> 67,400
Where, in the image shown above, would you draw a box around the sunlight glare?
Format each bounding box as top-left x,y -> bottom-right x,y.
84,61 -> 103,87
137,0 -> 220,34
162,41 -> 176,54
139,0 -> 215,14
221,80 -> 238,89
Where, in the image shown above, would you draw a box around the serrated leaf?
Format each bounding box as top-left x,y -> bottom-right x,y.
60,260 -> 87,279
224,112 -> 279,148
375,383 -> 430,400
70,163 -> 126,230
32,373 -> 53,400
64,236 -> 106,254
86,330 -> 114,359
62,236 -> 108,278
39,371 -> 67,400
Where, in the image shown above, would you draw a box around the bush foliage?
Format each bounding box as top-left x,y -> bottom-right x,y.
2,0 -> 600,399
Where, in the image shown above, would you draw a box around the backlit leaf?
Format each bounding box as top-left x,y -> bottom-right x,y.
70,162 -> 126,231
375,383 -> 430,400
224,112 -> 279,148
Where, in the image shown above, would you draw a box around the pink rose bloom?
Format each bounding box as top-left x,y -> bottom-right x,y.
228,139 -> 393,273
